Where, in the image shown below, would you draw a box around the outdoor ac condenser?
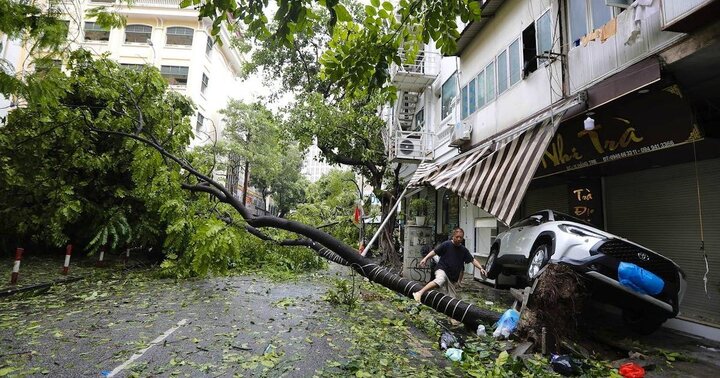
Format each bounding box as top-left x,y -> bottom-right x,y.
399,138 -> 421,156
449,121 -> 472,147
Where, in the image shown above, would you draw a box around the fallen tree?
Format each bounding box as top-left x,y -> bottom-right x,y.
6,51 -> 499,328
93,125 -> 501,327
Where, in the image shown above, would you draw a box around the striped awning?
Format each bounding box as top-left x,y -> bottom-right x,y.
407,161 -> 439,186
443,115 -> 562,225
406,97 -> 579,225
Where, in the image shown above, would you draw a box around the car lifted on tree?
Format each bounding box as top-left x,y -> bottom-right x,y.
484,210 -> 687,334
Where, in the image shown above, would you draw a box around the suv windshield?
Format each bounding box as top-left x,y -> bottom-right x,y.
511,211 -> 549,228
552,211 -> 598,228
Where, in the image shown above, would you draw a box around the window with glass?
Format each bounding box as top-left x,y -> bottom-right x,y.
485,62 -> 495,103
461,85 -> 469,119
509,39 -> 521,85
60,20 -> 70,38
84,22 -> 110,42
205,36 -> 214,56
160,65 -> 189,86
34,59 -> 61,73
536,11 -> 552,60
196,112 -> 204,132
125,24 -> 151,43
521,11 -> 554,77
121,63 -> 145,71
414,109 -> 424,131
468,78 -> 477,115
569,0 -> 612,47
476,70 -> 486,108
200,73 -> 209,94
461,77 -> 480,119
496,51 -> 508,94
166,27 -> 194,46
441,73 -> 457,120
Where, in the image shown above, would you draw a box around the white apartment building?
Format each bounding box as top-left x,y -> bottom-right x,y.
301,143 -> 342,183
0,34 -> 23,123
7,0 -> 243,146
389,0 -> 720,336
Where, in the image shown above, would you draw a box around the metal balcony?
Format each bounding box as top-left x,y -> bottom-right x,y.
390,50 -> 440,92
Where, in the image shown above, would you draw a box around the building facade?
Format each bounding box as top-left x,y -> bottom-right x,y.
7,0 -> 243,147
301,143 -> 343,183
389,0 -> 720,334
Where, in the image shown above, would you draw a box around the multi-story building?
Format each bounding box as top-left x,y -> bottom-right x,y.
301,143 -> 343,183
388,0 -> 720,336
7,0 -> 243,147
0,33 -> 23,123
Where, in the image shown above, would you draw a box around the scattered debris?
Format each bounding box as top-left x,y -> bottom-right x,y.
438,331 -> 463,350
618,362 -> 646,378
510,341 -> 534,358
550,354 -> 582,376
444,347 -> 463,361
493,309 -> 519,339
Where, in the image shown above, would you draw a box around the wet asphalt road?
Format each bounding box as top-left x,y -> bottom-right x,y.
0,267 -> 363,377
4,261 -> 720,377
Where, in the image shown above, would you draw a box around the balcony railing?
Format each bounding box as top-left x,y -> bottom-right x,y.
390,50 -> 440,92
89,0 -> 183,7
134,0 -> 182,6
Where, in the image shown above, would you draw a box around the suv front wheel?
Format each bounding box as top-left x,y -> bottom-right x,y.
485,248 -> 500,279
527,243 -> 550,281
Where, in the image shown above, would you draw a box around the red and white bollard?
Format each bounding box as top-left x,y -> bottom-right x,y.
62,244 -> 72,275
97,245 -> 106,266
10,247 -> 23,285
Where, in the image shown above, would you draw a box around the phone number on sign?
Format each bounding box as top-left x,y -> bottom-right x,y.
602,141 -> 676,162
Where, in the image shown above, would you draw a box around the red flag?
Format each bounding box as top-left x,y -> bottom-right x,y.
353,206 -> 361,224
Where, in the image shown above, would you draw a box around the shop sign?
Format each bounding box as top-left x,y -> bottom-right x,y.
537,85 -> 701,177
567,179 -> 603,228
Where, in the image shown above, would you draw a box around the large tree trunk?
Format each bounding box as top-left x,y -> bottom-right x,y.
96,129 -> 501,328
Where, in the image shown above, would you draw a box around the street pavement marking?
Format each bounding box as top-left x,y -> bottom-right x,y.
105,318 -> 189,377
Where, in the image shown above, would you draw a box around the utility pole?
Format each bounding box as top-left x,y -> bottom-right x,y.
242,131 -> 251,206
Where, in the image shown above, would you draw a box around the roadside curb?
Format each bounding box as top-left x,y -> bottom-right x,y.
0,276 -> 84,298
1,261 -> 151,298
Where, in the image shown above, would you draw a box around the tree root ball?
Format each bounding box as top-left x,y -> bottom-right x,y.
517,264 -> 590,351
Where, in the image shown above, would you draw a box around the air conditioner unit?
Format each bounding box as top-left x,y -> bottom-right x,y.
449,121 -> 472,147
398,138 -> 422,157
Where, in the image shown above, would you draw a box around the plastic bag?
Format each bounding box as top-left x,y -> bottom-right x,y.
618,262 -> 664,295
476,325 -> 486,336
492,309 -> 520,339
619,362 -> 645,378
550,354 -> 582,376
444,348 -> 463,361
439,331 -> 463,350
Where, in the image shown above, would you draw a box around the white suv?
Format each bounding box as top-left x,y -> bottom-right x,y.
485,210 -> 686,334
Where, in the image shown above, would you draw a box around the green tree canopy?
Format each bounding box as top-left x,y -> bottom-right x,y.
0,51 -> 193,252
195,0 -> 481,94
219,100 -> 308,217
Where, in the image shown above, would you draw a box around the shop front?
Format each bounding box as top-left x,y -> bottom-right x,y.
523,81 -> 720,327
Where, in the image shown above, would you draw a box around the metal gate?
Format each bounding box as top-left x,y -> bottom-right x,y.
605,158 -> 720,325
